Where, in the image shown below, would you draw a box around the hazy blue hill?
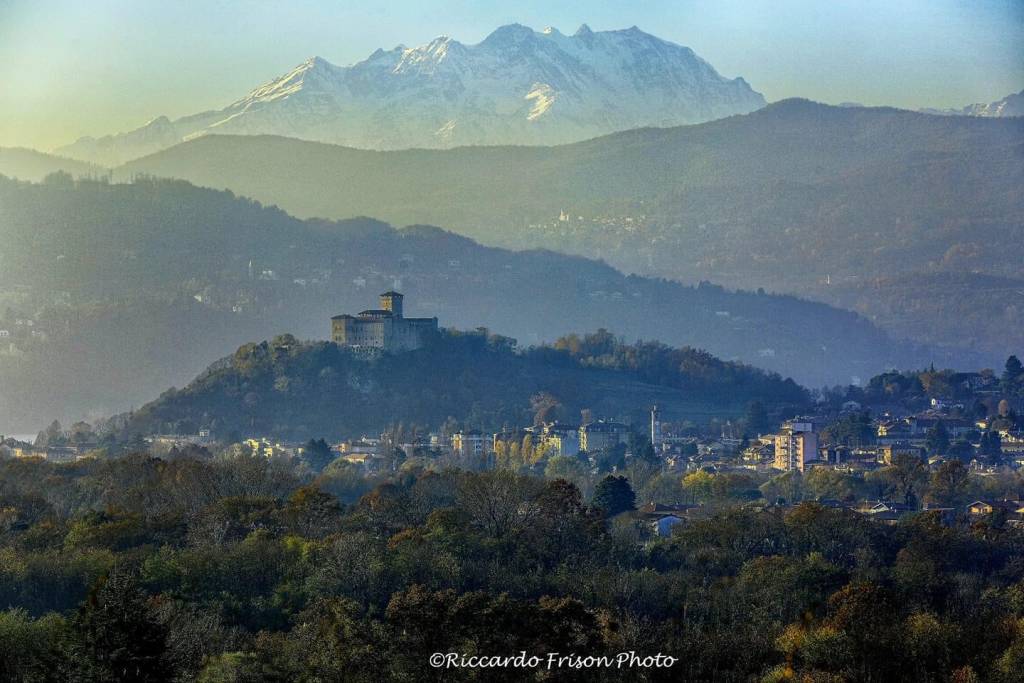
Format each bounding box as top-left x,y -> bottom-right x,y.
118,100 -> 1022,267
827,272 -> 1024,357
118,100 -> 1023,355
120,330 -> 808,440
0,147 -> 106,182
0,173 -> 960,433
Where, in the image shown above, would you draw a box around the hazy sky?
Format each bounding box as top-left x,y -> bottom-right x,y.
1,0 -> 1021,150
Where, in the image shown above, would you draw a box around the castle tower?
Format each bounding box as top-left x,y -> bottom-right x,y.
380,291 -> 403,318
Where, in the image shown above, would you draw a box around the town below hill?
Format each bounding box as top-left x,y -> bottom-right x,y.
2,352 -> 1023,680
6,340 -> 1022,521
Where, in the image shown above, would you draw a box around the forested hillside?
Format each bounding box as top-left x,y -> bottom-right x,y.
118,330 -> 807,440
0,147 -> 104,182
0,174 -> 945,433
828,272 -> 1024,358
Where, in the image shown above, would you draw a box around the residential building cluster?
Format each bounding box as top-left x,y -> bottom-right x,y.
0,315 -> 50,356
737,407 -> 1024,476
333,418 -> 635,471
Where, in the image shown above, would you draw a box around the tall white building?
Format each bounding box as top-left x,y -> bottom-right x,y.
773,421 -> 819,472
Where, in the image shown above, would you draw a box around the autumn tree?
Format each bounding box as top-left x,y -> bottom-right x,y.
928,459 -> 970,506
926,421 -> 950,455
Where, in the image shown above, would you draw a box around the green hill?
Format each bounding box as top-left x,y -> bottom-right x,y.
119,329 -> 808,440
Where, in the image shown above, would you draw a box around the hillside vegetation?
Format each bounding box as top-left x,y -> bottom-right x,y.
120,329 -> 808,440
0,174 -> 943,433
0,147 -> 104,182
1,451 -> 1024,681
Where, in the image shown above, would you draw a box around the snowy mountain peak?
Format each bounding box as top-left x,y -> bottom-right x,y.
919,89 -> 1024,118
57,23 -> 767,165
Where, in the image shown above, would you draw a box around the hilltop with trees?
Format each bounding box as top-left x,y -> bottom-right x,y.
115,329 -> 808,441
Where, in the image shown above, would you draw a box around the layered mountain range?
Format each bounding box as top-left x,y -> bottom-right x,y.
111,102 -> 1022,280
103,100 -> 1023,360
5,99 -> 1020,367
56,23 -> 765,166
0,174 -> 954,433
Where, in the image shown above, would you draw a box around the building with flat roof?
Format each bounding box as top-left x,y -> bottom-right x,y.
331,291 -> 438,355
773,420 -> 819,472
538,422 -> 581,458
580,421 -> 631,453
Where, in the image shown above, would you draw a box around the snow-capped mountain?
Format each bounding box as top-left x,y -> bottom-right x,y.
57,24 -> 765,165
920,89 -> 1024,118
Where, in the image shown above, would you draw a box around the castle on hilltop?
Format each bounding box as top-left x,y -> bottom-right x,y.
331,292 -> 438,355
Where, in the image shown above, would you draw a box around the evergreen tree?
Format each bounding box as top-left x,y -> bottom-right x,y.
925,421 -> 950,455
592,475 -> 636,517
73,570 -> 170,682
1003,355 -> 1023,394
629,432 -> 658,465
979,431 -> 1003,463
823,411 -> 874,447
303,438 -> 335,472
1004,355 -> 1023,384
745,400 -> 770,435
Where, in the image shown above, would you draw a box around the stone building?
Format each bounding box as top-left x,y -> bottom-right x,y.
331,292 -> 438,355
579,421 -> 631,453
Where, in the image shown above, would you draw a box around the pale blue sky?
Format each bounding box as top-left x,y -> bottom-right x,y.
1,0 -> 1021,150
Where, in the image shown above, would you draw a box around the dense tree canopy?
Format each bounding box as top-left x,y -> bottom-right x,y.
118,329 -> 808,441
0,451 -> 1023,681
